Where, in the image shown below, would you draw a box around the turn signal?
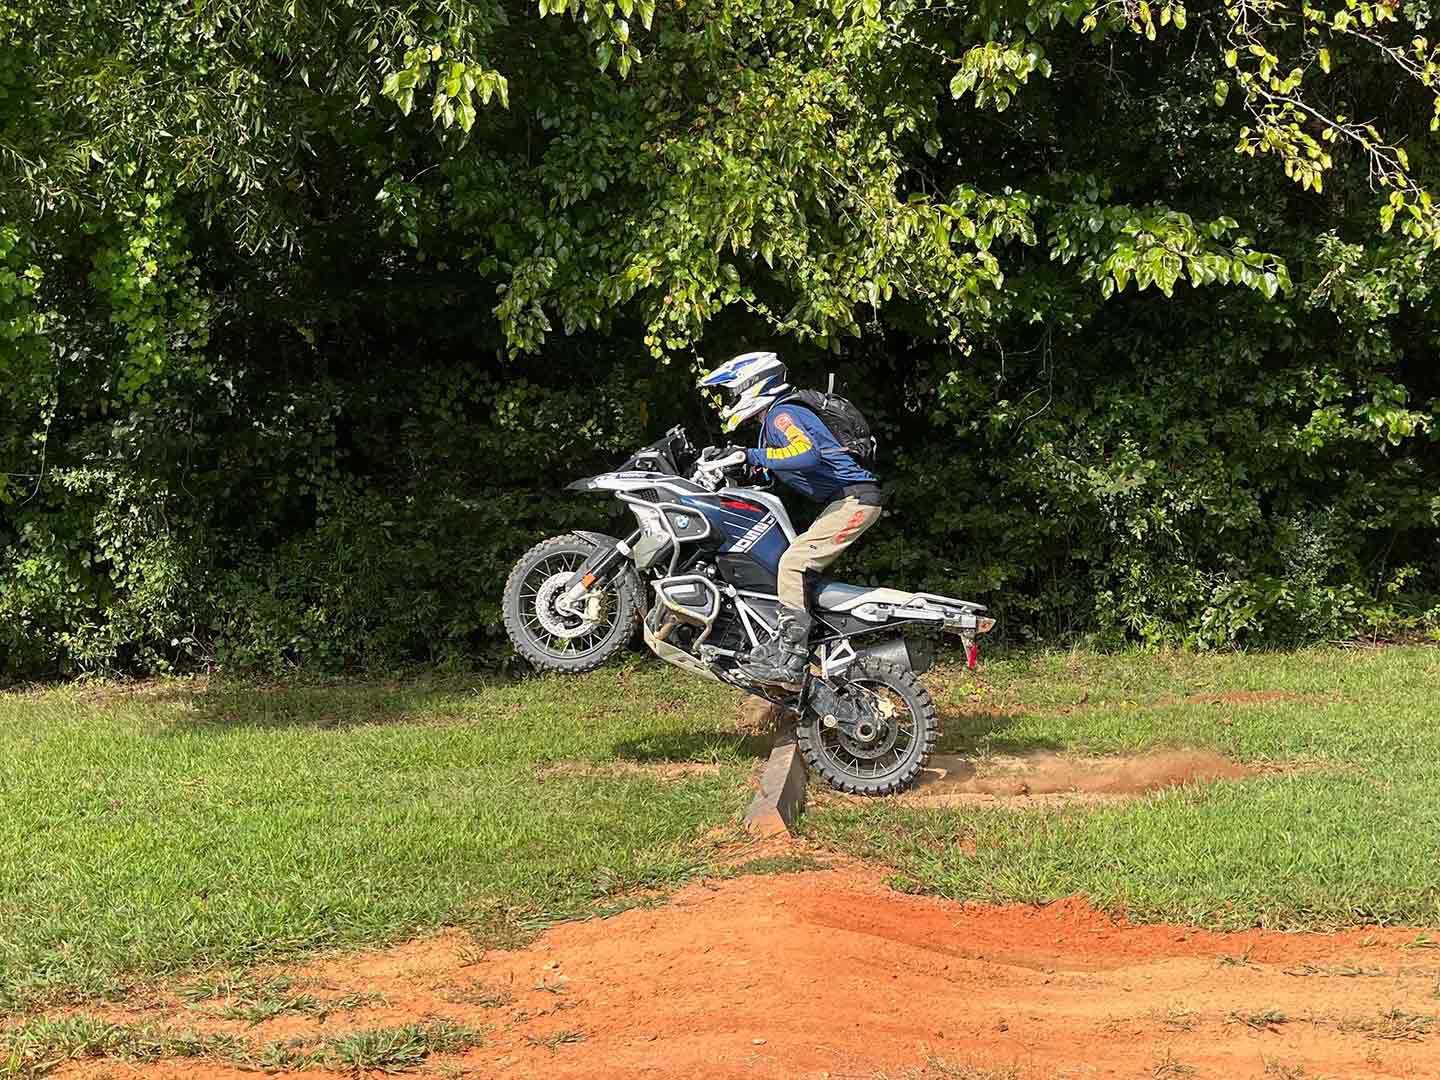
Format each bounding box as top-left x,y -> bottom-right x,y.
977,616 -> 996,634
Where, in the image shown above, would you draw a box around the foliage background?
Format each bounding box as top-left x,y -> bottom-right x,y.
3,0 -> 1440,677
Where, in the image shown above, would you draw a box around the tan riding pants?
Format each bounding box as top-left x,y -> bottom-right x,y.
776,494 -> 883,611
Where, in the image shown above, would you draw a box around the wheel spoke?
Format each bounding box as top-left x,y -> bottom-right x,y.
510,543 -> 635,663
815,676 -> 925,785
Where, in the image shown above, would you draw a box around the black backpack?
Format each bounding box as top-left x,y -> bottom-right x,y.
778,389 -> 877,465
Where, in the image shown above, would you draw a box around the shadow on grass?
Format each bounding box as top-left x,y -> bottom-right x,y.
612,730 -> 773,764
160,678 -> 489,733
615,707 -> 1063,765
934,706 -> 1066,756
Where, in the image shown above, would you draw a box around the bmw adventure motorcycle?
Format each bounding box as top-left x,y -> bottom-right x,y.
502,427 -> 994,795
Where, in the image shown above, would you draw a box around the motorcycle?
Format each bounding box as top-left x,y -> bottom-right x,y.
501,426 -> 994,795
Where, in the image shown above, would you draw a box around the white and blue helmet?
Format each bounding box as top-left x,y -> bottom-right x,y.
697,351 -> 791,433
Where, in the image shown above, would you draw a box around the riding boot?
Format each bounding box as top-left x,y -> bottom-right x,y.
737,606 -> 812,690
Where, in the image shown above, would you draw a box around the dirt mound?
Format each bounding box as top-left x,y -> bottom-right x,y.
904,750 -> 1259,805
51,868 -> 1440,1080
736,693 -> 786,734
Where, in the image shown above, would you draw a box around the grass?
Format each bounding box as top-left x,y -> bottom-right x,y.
6,643 -> 1440,1026
1150,1050 -> 1197,1078
878,1059 -> 1020,1079
0,661 -> 759,1010
1152,1006 -> 1198,1032
178,972 -> 381,1024
1335,1007 -> 1436,1041
1228,1008 -> 1289,1030
0,1015 -> 484,1078
718,853 -> 829,877
0,1015 -> 247,1079
441,979 -> 515,1008
805,645 -> 1440,929
523,1028 -> 586,1052
305,1020 -> 481,1073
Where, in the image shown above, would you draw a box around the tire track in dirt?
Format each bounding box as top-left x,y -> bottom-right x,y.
47,865 -> 1440,1079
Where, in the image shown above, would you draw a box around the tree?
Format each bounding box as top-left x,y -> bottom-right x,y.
2,0 -> 1438,675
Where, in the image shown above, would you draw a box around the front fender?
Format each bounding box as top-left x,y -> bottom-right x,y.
572,529 -> 621,548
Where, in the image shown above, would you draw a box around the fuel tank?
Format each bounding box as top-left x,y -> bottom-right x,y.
675,488 -> 794,594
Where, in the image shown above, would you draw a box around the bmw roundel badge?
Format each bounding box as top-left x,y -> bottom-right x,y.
675,515 -> 691,530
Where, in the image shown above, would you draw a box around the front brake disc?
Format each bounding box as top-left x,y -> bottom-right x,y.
534,573 -> 600,639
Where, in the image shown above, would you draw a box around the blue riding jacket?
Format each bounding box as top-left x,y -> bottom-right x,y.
744,403 -> 878,504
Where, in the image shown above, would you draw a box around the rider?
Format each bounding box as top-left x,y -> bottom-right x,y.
697,351 -> 883,689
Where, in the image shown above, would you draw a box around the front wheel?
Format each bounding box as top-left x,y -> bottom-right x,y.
797,658 -> 937,795
502,534 -> 641,673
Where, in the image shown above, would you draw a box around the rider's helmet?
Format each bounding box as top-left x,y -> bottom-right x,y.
697,351 -> 791,433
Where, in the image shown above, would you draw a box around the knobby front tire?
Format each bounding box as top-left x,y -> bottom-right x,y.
502,533 -> 642,674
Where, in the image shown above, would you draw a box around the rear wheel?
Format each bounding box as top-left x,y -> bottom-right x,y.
796,658 -> 937,795
502,534 -> 641,673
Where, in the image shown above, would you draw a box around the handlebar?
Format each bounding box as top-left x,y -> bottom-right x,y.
692,445 -> 761,491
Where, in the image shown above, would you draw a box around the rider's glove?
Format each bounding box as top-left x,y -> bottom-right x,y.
695,447 -> 748,491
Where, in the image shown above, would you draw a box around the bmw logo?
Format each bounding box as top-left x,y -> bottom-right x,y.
675,515 -> 691,529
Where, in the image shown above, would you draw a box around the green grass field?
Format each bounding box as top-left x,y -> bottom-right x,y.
808,645 -> 1440,930
3,645 -> 1439,1017
0,664 -> 762,1011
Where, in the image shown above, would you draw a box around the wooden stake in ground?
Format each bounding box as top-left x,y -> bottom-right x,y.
743,729 -> 806,836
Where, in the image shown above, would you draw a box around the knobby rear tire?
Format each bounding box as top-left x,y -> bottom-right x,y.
502,533 -> 642,674
796,658 -> 938,796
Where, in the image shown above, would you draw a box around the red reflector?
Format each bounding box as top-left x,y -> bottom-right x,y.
966,642 -> 979,670
721,499 -> 762,512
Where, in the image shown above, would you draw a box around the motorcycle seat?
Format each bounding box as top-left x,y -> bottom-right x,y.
812,579 -> 923,611
813,579 -> 874,609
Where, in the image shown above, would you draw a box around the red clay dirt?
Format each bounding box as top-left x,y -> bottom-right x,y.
51,864 -> 1440,1080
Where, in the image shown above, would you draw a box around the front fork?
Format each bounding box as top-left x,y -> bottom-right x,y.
556,530 -> 642,616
